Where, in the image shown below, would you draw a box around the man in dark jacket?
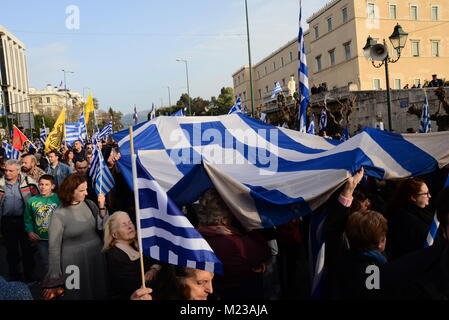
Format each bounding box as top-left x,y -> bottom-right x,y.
380,187 -> 449,299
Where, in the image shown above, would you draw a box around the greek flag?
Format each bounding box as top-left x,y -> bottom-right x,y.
133,106 -> 138,125
40,120 -> 47,146
424,213 -> 440,248
89,142 -> 115,195
298,0 -> 310,133
112,114 -> 449,231
79,111 -> 87,142
341,126 -> 349,141
2,142 -> 20,160
319,109 -> 327,131
419,95 -> 431,133
228,98 -> 242,114
97,121 -> 113,141
309,209 -> 327,299
133,155 -> 223,274
271,82 -> 283,98
307,113 -> 315,135
65,123 -> 81,146
150,103 -> 156,120
170,109 -> 184,117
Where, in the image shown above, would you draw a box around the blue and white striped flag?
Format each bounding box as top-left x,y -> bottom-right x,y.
424,213 -> 440,248
133,155 -> 223,274
2,142 -> 20,160
89,142 -> 115,195
319,108 -> 327,131
65,123 -> 80,146
419,94 -> 431,133
271,82 -> 283,98
170,109 -> 184,117
307,113 -> 316,135
97,121 -> 113,141
133,106 -> 138,125
341,126 -> 350,141
228,98 -> 242,114
298,0 -> 310,133
79,111 -> 87,143
40,120 -> 47,146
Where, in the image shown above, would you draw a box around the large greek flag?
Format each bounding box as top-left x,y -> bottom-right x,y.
89,142 -> 115,195
298,0 -> 310,133
65,123 -> 81,146
133,155 -> 223,274
112,114 -> 449,231
228,98 -> 242,114
2,142 -> 20,160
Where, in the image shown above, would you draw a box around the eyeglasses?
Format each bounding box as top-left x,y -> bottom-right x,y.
416,192 -> 431,197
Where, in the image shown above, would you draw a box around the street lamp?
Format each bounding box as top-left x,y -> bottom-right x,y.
176,58 -> 191,116
364,24 -> 408,131
62,69 -> 75,120
163,86 -> 171,107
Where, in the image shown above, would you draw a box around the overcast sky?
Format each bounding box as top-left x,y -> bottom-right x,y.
0,0 -> 328,114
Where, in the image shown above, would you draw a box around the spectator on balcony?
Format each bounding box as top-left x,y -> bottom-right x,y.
428,74 -> 443,87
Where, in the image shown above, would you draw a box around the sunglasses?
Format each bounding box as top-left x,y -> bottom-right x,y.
416,192 -> 431,197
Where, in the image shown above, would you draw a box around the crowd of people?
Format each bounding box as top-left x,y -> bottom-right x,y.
0,134 -> 449,301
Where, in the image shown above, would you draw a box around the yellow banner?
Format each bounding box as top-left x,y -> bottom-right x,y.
84,92 -> 95,124
44,108 -> 65,153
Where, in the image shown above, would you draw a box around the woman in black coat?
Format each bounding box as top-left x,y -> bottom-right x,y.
386,178 -> 443,261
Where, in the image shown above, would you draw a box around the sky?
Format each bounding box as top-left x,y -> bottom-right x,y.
0,0 -> 328,115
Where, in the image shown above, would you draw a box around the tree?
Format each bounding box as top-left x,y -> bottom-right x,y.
215,87 -> 235,114
107,107 -> 124,132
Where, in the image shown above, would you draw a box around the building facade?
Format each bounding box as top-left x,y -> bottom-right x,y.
29,84 -> 84,121
0,25 -> 31,114
233,0 -> 449,113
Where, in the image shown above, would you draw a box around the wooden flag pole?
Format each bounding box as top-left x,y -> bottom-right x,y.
129,126 -> 146,289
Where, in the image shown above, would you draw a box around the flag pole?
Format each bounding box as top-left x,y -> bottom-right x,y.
130,126 -> 146,289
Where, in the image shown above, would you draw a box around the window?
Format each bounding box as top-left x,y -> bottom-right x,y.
327,17 -> 333,32
389,4 -> 397,19
258,89 -> 262,99
242,73 -> 245,81
431,6 -> 439,21
290,51 -> 293,62
329,49 -> 336,66
39,97 -> 43,103
264,66 -> 268,75
344,42 -> 351,60
414,79 -> 421,87
394,79 -> 402,89
316,55 -> 322,72
431,41 -> 440,57
410,5 -> 418,20
257,71 -> 260,79
281,57 -> 284,67
282,78 -> 286,86
411,41 -> 420,57
373,79 -> 381,90
265,86 -> 269,93
46,97 -> 51,104
342,7 -> 348,23
243,91 -> 246,101
238,76 -> 240,84
273,61 -> 276,71
368,3 -> 376,18
314,26 -> 319,39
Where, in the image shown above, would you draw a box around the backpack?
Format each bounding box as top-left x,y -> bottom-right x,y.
84,200 -> 104,241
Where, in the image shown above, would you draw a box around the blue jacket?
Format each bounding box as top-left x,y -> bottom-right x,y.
45,162 -> 74,188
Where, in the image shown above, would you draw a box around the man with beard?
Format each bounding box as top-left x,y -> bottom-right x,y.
21,154 -> 46,182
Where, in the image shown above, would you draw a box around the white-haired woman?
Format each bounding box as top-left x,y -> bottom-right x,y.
103,211 -> 161,300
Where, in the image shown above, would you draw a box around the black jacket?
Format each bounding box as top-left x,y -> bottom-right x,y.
386,203 -> 443,260
380,239 -> 449,299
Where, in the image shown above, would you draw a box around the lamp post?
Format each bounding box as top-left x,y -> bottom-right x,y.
176,59 -> 191,116
163,86 -> 171,107
62,69 -> 74,120
364,24 -> 408,132
244,0 -> 255,117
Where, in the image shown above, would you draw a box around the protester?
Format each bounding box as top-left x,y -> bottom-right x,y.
74,159 -> 97,204
85,151 -> 93,165
62,150 -> 75,170
42,174 -> 109,300
380,187 -> 449,299
21,154 -> 46,182
85,143 -> 93,153
103,211 -> 161,300
427,74 -> 443,87
152,265 -> 215,300
45,150 -> 73,189
330,210 -> 388,299
24,175 -> 61,279
196,189 -> 271,300
72,140 -> 86,163
0,160 -> 39,282
386,178 -> 442,260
